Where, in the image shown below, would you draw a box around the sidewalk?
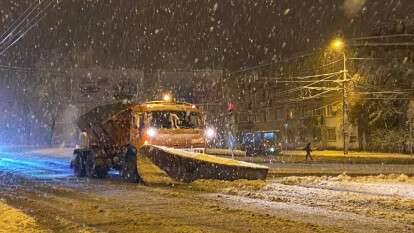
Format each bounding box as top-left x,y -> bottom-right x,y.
226,150 -> 414,164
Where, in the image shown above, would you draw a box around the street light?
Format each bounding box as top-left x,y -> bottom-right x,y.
330,38 -> 349,155
330,38 -> 345,52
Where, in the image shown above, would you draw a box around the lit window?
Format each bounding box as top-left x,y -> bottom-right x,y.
326,128 -> 336,141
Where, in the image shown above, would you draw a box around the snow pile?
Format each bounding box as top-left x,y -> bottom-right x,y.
0,200 -> 48,233
137,156 -> 178,186
279,175 -> 332,185
329,173 -> 352,182
348,173 -> 414,185
191,179 -> 266,193
280,173 -> 414,186
396,174 -> 409,182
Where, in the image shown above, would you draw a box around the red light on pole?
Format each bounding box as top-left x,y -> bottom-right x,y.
227,101 -> 234,112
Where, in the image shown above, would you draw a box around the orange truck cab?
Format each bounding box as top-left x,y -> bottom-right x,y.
131,101 -> 213,152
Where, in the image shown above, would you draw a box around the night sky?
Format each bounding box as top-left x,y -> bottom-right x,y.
0,0 -> 413,71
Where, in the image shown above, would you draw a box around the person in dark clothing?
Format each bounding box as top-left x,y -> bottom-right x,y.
304,142 -> 313,161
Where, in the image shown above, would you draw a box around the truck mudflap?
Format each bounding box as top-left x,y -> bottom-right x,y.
138,145 -> 268,183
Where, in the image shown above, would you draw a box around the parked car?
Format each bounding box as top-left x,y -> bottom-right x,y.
240,130 -> 282,156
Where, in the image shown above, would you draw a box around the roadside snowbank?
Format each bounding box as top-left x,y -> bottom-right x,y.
277,173 -> 414,199
200,173 -> 414,232
279,173 -> 414,186
0,200 -> 48,233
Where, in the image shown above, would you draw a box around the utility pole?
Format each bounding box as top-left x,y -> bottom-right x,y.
410,119 -> 413,155
331,38 -> 349,155
407,100 -> 414,155
342,52 -> 349,155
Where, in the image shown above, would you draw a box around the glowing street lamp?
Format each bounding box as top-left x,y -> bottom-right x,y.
330,38 -> 345,52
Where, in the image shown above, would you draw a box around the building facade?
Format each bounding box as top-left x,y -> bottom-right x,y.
225,67 -> 360,150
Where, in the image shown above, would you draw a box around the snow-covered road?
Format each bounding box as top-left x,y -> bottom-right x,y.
205,175 -> 414,233
0,147 -> 413,232
0,147 -> 73,179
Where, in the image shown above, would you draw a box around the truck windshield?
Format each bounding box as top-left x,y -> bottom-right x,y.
148,111 -> 202,129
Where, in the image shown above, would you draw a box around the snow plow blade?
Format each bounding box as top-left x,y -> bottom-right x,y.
205,148 -> 247,157
139,145 -> 268,183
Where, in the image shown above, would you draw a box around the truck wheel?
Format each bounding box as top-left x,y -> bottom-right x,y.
83,150 -> 94,178
73,150 -> 86,177
121,145 -> 140,183
94,157 -> 108,178
84,150 -> 108,179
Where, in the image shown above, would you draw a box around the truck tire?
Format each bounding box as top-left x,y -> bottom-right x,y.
73,150 -> 86,177
85,150 -> 108,179
121,144 -> 140,183
94,157 -> 108,178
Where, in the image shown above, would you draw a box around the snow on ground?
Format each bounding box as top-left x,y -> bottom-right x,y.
0,148 -> 73,180
278,174 -> 414,198
202,174 -> 414,233
24,147 -> 74,158
0,200 -> 48,233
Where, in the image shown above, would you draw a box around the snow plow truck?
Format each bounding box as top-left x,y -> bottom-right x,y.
71,99 -> 268,183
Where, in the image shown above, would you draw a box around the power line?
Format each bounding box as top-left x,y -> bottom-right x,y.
303,100 -> 342,114
351,42 -> 414,47
275,89 -> 337,104
351,34 -> 414,41
228,49 -> 323,76
0,1 -> 40,44
355,97 -> 411,100
0,64 -> 66,75
280,71 -> 342,81
265,79 -> 339,83
0,0 -> 58,56
304,87 -> 342,91
275,73 -> 341,96
239,70 -> 342,83
348,57 -> 408,61
0,14 -> 48,56
0,0 -> 55,55
352,90 -> 414,95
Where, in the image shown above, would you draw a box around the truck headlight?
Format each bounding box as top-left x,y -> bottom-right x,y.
204,127 -> 216,139
146,128 -> 157,138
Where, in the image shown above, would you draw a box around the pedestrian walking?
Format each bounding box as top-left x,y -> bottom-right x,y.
304,142 -> 313,161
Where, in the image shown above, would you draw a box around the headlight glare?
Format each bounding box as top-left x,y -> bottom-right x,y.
146,128 -> 157,138
204,127 -> 216,139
